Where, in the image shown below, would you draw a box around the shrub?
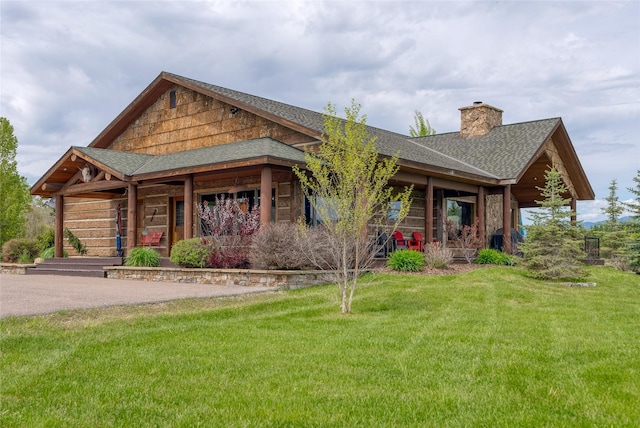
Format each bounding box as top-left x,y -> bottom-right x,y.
170,238 -> 212,268
250,223 -> 308,270
2,238 -> 39,263
125,247 -> 161,267
209,242 -> 251,269
628,234 -> 640,273
39,246 -> 68,259
387,249 -> 424,272
198,196 -> 261,268
476,248 -> 516,266
36,228 -> 55,252
446,218 -> 482,263
295,224 -> 359,271
423,241 -> 453,269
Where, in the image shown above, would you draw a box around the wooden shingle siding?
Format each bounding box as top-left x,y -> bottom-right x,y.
107,86 -> 314,155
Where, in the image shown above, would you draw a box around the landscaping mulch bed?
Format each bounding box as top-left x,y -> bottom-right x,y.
373,263 -> 489,276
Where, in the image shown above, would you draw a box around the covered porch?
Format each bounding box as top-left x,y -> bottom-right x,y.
31,139 -> 307,258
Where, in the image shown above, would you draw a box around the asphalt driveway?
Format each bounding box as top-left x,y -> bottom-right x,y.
0,274 -> 273,318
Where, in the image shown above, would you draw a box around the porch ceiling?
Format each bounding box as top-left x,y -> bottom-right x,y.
511,154 -> 573,208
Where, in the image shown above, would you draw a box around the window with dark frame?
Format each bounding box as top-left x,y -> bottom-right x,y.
446,197 -> 475,239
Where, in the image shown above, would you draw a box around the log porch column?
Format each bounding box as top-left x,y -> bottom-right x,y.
260,166 -> 272,226
503,184 -> 512,254
425,177 -> 434,243
184,175 -> 193,239
54,195 -> 64,258
570,198 -> 577,225
477,186 -> 485,247
127,183 -> 137,253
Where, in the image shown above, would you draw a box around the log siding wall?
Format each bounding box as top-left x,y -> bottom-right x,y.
60,86 -> 566,258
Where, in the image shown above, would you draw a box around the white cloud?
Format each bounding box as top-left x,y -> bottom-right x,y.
1,0 -> 638,207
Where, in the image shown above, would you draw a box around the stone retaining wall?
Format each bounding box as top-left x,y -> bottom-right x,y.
105,266 -> 336,290
0,263 -> 35,275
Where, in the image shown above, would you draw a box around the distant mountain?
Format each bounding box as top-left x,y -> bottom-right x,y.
582,216 -> 634,229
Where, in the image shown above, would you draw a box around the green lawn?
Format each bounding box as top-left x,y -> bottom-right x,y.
1,266 -> 639,427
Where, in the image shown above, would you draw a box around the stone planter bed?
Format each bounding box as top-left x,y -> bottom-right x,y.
1,263 -> 36,275
105,266 -> 336,290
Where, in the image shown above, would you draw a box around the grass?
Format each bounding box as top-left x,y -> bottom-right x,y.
1,266 -> 639,426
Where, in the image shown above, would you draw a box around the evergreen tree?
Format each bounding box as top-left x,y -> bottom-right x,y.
602,179 -> 624,227
623,170 -> 640,220
520,166 -> 587,280
628,237 -> 640,273
597,178 -> 628,262
0,118 -> 31,247
623,170 -> 640,272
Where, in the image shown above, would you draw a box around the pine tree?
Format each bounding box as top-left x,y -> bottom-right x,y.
597,178 -> 627,261
602,179 -> 624,227
623,170 -> 640,220
0,117 -> 31,247
623,170 -> 640,272
520,166 -> 587,280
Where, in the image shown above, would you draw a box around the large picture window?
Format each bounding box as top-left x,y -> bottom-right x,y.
446,196 -> 475,239
199,188 -> 275,234
304,195 -> 338,226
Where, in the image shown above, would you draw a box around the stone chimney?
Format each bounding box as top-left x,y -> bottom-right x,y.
459,101 -> 503,138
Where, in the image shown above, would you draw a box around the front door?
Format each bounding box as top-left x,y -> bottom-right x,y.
172,197 -> 184,245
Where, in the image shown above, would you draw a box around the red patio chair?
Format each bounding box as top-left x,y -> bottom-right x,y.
140,231 -> 163,247
408,232 -> 424,251
392,230 -> 408,251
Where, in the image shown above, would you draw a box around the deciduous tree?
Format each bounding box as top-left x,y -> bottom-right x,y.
409,110 -> 436,137
0,118 -> 31,247
293,100 -> 412,314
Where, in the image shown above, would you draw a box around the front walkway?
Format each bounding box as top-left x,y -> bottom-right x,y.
0,274 -> 273,318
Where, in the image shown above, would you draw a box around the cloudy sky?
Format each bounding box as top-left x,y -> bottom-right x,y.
1,0 -> 639,222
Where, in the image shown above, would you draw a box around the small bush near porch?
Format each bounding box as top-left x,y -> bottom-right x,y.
1,266 -> 637,426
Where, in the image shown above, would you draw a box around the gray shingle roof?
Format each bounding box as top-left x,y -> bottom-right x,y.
74,138 -> 306,177
168,73 -> 328,133
82,72 -> 564,182
409,118 -> 560,179
134,138 -> 306,175
167,73 -> 498,178
73,146 -> 153,175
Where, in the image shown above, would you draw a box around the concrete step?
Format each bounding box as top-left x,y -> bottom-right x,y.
26,268 -> 107,278
37,257 -> 123,266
